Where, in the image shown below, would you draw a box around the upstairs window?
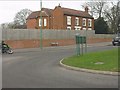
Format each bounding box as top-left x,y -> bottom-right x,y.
82,18 -> 86,26
44,18 -> 47,26
39,18 -> 42,26
67,16 -> 71,25
75,17 -> 79,26
88,19 -> 92,27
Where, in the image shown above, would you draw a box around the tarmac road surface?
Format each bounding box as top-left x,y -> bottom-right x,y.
2,43 -> 118,88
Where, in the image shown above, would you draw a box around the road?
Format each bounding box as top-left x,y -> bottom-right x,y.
2,43 -> 118,88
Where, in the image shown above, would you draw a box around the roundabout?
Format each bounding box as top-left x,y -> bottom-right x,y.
60,59 -> 118,76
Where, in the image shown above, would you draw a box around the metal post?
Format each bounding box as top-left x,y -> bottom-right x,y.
75,34 -> 80,56
40,0 -> 42,49
85,29 -> 87,53
81,43 -> 83,55
76,44 -> 80,56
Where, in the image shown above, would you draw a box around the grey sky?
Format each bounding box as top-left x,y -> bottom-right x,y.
0,0 -> 118,24
0,0 -> 86,24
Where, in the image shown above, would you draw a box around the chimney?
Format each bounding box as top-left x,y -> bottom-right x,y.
55,3 -> 61,9
85,6 -> 89,13
58,3 -> 61,7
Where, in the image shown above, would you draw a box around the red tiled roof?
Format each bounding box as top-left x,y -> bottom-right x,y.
42,8 -> 53,16
27,8 -> 53,19
27,7 -> 93,20
27,11 -> 39,19
62,7 -> 93,18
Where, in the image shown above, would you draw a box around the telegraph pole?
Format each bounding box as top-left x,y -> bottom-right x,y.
40,0 -> 42,49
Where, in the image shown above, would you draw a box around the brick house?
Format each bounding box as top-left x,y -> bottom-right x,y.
27,5 -> 94,30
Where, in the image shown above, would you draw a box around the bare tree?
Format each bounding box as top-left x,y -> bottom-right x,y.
82,1 -> 107,18
116,1 -> 120,33
0,9 -> 32,29
103,1 -> 120,33
1,23 -> 9,29
1,22 -> 15,29
14,9 -> 32,26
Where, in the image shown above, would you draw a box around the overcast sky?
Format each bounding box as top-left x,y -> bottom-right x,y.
0,0 -> 118,24
0,0 -> 86,24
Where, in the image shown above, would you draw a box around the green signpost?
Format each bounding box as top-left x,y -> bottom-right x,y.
75,34 -> 87,56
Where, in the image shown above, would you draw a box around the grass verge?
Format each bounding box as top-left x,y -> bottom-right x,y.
62,48 -> 118,72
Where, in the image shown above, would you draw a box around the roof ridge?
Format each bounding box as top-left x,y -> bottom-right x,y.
42,8 -> 53,10
61,7 -> 84,12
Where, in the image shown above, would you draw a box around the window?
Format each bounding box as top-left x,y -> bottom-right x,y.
75,17 -> 79,26
44,18 -> 47,26
88,28 -> 92,30
82,18 -> 86,26
88,19 -> 92,27
83,28 -> 86,30
67,26 -> 71,30
39,19 -> 42,26
75,26 -> 81,30
67,16 -> 71,25
75,28 -> 80,30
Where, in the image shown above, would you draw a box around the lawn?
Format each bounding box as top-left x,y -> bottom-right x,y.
62,48 -> 119,72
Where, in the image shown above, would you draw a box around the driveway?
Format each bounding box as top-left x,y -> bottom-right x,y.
2,43 -> 118,88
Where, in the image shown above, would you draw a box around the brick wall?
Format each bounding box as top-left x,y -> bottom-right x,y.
26,19 -> 37,29
5,38 -> 112,49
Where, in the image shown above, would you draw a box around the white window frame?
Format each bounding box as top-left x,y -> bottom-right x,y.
88,19 -> 92,27
75,17 -> 79,26
67,16 -> 71,25
44,18 -> 47,26
82,18 -> 86,26
39,18 -> 42,26
67,26 -> 71,30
